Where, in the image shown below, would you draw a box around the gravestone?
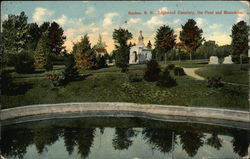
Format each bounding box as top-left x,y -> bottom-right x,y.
222,55 -> 233,64
209,56 -> 219,64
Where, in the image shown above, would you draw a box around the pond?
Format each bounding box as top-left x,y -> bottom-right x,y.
1,117 -> 249,159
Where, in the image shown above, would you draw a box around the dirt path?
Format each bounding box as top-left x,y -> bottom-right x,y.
183,68 -> 205,80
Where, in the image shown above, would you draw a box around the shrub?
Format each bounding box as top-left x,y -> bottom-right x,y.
207,76 -> 224,88
174,67 -> 185,76
126,72 -> 142,82
144,60 -> 161,82
45,54 -> 53,71
96,55 -> 108,69
14,52 -> 35,74
166,63 -> 175,70
63,54 -> 79,84
1,70 -> 14,94
47,73 -> 64,87
232,55 -> 249,64
156,69 -> 177,88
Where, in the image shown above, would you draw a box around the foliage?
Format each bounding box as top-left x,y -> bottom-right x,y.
126,72 -> 143,82
154,25 -> 176,61
27,23 -> 41,51
34,31 -> 51,69
207,76 -> 224,88
156,68 -> 177,88
144,60 -> 161,82
231,21 -> 250,56
2,11 -> 29,54
48,21 -> 66,55
147,40 -> 152,49
95,55 -> 108,69
232,55 -> 249,64
180,19 -> 204,61
174,67 -> 185,76
166,63 -> 175,70
1,70 -> 14,95
47,72 -> 64,87
72,34 -> 96,70
63,54 -> 79,84
14,52 -> 35,74
113,28 -> 133,72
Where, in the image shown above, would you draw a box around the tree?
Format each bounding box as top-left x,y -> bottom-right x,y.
2,12 -> 29,55
147,40 -> 152,49
231,21 -> 250,56
144,60 -> 161,82
180,19 -> 204,61
63,54 -> 79,83
156,68 -> 177,87
34,31 -> 52,70
39,22 -> 50,32
112,27 -> 132,72
73,34 -> 95,70
154,25 -> 176,63
27,23 -> 42,52
48,21 -> 66,55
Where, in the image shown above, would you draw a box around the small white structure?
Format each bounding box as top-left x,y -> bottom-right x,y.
222,55 -> 234,64
209,56 -> 219,64
129,31 -> 152,64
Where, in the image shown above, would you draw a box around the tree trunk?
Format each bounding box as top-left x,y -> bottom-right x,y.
165,53 -> 167,64
189,52 -> 192,62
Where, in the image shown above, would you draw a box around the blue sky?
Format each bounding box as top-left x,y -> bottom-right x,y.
1,1 -> 249,52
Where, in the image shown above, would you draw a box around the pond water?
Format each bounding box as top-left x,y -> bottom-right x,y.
1,117 -> 249,159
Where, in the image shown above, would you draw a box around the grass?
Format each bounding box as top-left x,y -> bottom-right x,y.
195,64 -> 249,85
1,64 -> 248,110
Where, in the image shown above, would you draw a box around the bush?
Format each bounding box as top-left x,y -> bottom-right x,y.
166,63 -> 175,70
144,60 -> 161,82
47,73 -> 64,87
45,54 -> 53,71
156,69 -> 177,88
232,55 -> 249,64
14,52 -> 35,74
126,72 -> 142,82
207,76 -> 224,88
1,70 -> 14,94
63,54 -> 79,84
174,67 -> 185,76
96,55 -> 108,69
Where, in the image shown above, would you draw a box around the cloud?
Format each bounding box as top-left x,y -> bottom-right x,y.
103,12 -> 119,27
236,9 -> 248,22
173,19 -> 181,24
158,7 -> 168,12
146,16 -> 165,27
85,6 -> 96,15
195,17 -> 206,27
33,7 -> 54,23
54,15 -> 68,26
128,18 -> 140,25
205,32 -> 231,45
240,1 -> 249,6
209,24 -> 222,30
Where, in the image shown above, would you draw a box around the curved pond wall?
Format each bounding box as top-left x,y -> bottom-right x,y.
1,102 -> 249,129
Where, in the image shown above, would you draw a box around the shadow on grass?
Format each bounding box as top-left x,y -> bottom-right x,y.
3,82 -> 34,96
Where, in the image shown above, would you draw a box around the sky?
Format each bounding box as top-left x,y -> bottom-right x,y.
1,1 -> 249,53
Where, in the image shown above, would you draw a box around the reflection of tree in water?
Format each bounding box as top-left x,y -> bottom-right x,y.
63,128 -> 79,155
142,128 -> 176,153
206,133 -> 222,150
112,128 -> 137,150
76,128 -> 96,158
33,127 -> 61,154
231,129 -> 249,157
1,129 -> 33,159
179,131 -> 205,157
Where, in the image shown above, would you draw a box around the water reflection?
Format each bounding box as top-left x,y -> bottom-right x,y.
1,117 -> 249,159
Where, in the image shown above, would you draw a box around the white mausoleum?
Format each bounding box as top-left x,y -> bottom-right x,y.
129,31 -> 152,64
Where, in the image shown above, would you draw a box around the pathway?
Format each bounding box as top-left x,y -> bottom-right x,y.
183,67 -> 205,80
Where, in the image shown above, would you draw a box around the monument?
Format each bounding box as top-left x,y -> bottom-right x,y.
129,31 -> 152,64
209,56 -> 219,64
222,55 -> 234,64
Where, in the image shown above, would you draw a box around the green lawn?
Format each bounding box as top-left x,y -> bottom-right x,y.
1,63 -> 248,110
195,64 -> 249,85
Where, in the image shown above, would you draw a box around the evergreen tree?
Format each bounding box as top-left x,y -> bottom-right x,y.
180,19 -> 204,61
27,23 -> 42,51
231,21 -> 250,56
40,22 -> 50,32
155,25 -> 176,63
144,60 -> 161,82
147,40 -> 152,49
157,68 -> 177,87
112,27 -> 132,72
63,54 -> 79,83
34,32 -> 52,70
2,12 -> 29,54
73,34 -> 95,70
